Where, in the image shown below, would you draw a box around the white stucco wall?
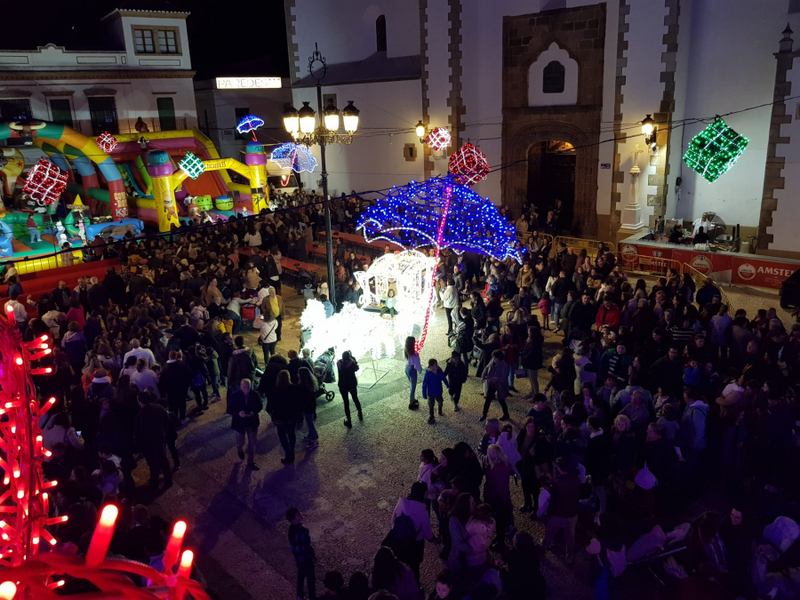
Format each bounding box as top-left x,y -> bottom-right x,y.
672,0 -> 797,228
769,59 -> 800,252
291,80 -> 424,196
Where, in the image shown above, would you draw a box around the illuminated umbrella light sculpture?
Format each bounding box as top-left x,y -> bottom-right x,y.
357,176 -> 522,350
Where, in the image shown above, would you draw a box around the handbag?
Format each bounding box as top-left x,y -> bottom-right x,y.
634,461 -> 658,490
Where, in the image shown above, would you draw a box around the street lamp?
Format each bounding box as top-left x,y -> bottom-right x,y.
282,43 -> 361,307
415,120 -> 426,143
641,114 -> 657,150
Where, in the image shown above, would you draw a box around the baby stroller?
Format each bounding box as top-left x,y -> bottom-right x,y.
313,348 -> 336,402
295,267 -> 320,295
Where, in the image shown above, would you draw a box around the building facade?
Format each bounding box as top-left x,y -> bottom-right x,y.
0,9 -> 197,137
285,0 -> 800,256
194,77 -> 293,161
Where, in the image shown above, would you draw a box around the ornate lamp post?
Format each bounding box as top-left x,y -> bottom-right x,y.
283,44 -> 361,306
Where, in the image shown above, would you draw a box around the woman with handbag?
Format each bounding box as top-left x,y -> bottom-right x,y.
337,350 -> 362,428
254,312 -> 278,364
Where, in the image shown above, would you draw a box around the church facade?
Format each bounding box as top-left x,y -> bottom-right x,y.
285,0 -> 800,256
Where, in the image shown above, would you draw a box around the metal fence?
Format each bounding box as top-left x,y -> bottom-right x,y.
682,262 -> 736,313
620,255 -> 682,279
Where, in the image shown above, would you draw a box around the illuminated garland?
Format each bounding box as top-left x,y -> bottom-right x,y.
448,142 -> 490,186
683,118 -> 748,183
236,115 -> 265,140
426,127 -> 451,151
178,152 -> 206,180
23,159 -> 68,207
270,142 -> 317,173
356,176 -> 522,263
95,132 -> 118,154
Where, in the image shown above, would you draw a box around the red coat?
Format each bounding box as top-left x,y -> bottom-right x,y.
595,303 -> 621,330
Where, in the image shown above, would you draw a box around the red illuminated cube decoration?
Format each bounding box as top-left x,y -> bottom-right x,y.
96,131 -> 118,153
22,159 -> 68,206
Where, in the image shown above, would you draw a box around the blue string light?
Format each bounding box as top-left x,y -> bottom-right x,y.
357,175 -> 523,263
236,114 -> 265,135
269,142 -> 318,173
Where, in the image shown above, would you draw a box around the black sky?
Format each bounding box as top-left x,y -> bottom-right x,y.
1,0 -> 290,79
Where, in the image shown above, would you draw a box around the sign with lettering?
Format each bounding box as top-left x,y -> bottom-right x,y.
731,256 -> 798,289
216,77 -> 281,89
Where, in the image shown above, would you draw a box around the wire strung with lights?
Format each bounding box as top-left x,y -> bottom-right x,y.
683,117 -> 749,183
270,142 -> 318,173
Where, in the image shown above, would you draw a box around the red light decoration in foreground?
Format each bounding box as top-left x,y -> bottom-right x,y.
448,142 -> 490,186
0,308 -> 209,599
22,158 -> 68,206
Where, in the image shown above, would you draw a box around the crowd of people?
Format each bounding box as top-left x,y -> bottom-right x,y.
4,198 -> 800,600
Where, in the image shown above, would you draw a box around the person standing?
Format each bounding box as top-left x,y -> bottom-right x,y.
337,351 -> 362,428
254,311 -> 279,364
159,350 -> 193,424
404,337 -> 422,410
519,324 -> 544,399
422,358 -> 449,424
227,336 -> 258,391
442,278 -> 459,335
391,481 -> 433,585
297,367 -> 320,449
286,508 -> 316,600
271,370 -> 303,464
227,378 -> 262,470
444,351 -> 467,412
480,349 -> 511,422
540,457 -> 581,567
27,214 -> 41,243
134,393 -> 173,488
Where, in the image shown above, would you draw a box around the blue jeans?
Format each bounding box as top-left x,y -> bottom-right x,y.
553,302 -> 564,330
304,412 -> 318,441
405,365 -> 418,403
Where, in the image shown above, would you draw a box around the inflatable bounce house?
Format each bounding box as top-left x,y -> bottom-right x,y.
0,120 -> 272,272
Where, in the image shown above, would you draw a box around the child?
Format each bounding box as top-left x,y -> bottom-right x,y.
422,358 -> 449,424
94,459 -> 124,496
286,508 -> 316,600
538,292 -> 552,330
302,283 -> 315,304
418,449 -> 442,517
319,571 -> 346,600
444,351 -> 468,412
428,569 -> 458,600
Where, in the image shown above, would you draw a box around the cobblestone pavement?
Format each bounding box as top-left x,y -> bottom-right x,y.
132,288 -> 704,600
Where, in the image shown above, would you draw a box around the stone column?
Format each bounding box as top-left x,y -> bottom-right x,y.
616,149 -> 647,243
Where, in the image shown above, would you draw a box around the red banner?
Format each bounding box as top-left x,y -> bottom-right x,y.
731,256 -> 799,289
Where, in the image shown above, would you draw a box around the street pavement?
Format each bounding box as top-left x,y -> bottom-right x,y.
133,288 -> 696,600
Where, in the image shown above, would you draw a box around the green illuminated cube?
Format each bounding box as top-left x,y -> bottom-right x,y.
179,152 -> 206,180
683,118 -> 748,183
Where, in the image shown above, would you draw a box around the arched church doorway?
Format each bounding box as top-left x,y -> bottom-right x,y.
526,140 -> 576,234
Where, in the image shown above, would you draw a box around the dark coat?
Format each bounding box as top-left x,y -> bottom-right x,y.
270,384 -> 303,424
158,360 -> 193,404
336,358 -> 359,391
227,389 -> 262,432
134,403 -> 169,450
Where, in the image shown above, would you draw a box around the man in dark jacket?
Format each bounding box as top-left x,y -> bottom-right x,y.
638,422 -> 678,487
52,280 -> 72,312
540,457 -> 581,566
228,336 -> 258,389
444,351 -> 468,411
134,393 -> 173,488
568,292 -> 597,335
649,346 -> 684,397
584,416 -> 612,513
549,271 -> 573,332
102,267 -> 127,307
227,378 -> 262,470
158,351 -> 194,422
286,350 -> 304,383
87,280 -> 109,312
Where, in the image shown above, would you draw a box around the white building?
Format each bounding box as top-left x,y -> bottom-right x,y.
0,8 -> 197,136
194,75 -> 293,160
285,0 -> 800,257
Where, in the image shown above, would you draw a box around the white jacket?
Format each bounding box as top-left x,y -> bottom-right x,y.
442,285 -> 459,309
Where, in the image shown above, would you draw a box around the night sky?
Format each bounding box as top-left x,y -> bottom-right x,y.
1,0 -> 290,80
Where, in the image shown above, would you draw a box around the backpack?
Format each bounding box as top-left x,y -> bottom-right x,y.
382,512 -> 418,552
